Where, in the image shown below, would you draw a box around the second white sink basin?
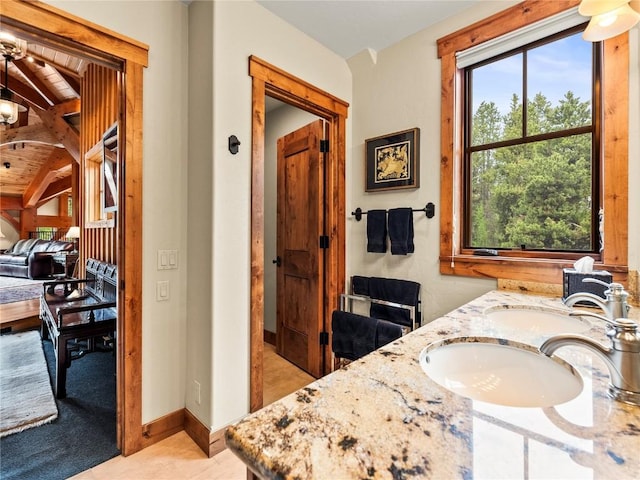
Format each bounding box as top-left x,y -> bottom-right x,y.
483,305 -> 592,335
419,337 -> 583,408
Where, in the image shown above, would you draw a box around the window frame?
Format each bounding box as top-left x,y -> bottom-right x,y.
437,0 -> 629,285
462,25 -> 602,254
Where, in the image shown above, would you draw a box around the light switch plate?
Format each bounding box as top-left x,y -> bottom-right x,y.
156,280 -> 169,301
157,250 -> 178,270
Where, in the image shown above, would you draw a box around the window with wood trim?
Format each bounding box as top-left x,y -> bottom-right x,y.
464,26 -> 600,254
437,1 -> 629,285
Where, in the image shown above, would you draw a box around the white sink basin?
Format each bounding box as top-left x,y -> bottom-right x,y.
419,337 -> 583,408
483,305 -> 592,335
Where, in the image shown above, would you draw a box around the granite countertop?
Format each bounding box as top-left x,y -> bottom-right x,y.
225,290 -> 640,479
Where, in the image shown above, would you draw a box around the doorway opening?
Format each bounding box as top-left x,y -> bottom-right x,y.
1,2 -> 147,456
249,56 -> 349,412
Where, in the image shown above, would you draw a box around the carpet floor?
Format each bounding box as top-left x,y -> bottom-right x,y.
0,336 -> 119,480
0,284 -> 43,305
0,276 -> 44,305
0,331 -> 58,438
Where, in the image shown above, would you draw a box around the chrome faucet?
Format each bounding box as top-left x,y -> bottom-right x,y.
563,279 -> 631,320
540,312 -> 640,406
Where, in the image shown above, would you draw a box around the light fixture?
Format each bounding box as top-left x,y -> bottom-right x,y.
66,226 -> 81,253
579,0 -> 640,41
0,32 -> 26,125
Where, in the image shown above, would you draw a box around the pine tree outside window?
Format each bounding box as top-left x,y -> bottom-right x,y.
464,26 -> 601,253
436,1 -> 629,285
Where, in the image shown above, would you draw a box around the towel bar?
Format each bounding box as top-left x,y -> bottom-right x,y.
352,202 -> 435,221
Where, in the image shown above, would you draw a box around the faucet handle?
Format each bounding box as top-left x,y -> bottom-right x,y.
582,277 -> 624,290
570,310 -> 637,331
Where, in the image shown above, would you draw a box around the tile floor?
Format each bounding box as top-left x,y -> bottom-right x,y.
70,342 -> 314,479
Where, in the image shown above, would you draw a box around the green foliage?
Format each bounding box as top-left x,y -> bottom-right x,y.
470,91 -> 593,251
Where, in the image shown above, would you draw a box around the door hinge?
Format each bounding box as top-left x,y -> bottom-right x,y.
320,139 -> 329,153
319,235 -> 329,249
319,331 -> 329,345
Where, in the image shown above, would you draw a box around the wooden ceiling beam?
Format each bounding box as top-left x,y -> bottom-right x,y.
38,176 -> 72,205
34,99 -> 80,163
0,123 -> 63,147
35,214 -> 72,229
59,71 -> 80,96
0,210 -> 20,231
22,149 -> 73,208
52,98 -> 80,116
0,196 -> 23,210
13,58 -> 57,107
0,63 -> 49,110
22,51 -> 82,80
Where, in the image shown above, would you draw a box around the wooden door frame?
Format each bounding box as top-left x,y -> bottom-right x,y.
0,1 -> 147,455
249,56 -> 348,412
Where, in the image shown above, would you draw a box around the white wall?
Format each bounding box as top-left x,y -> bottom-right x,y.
44,1 -> 190,424
347,2 -> 516,322
0,198 -> 58,250
264,105 -> 320,333
205,0 -> 352,429
347,2 -> 640,320
0,219 -> 18,250
41,0 -> 638,435
185,0 -> 214,431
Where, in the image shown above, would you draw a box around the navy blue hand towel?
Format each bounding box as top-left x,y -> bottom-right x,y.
368,277 -> 420,328
375,319 -> 403,349
366,210 -> 387,253
351,275 -> 370,296
388,208 -> 414,255
331,310 -> 377,361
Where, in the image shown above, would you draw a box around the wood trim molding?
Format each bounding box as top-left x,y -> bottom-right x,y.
184,409 -> 227,458
120,61 -> 145,455
1,1 -> 148,457
140,409 -> 185,450
437,0 -> 581,58
0,0 -> 149,67
249,56 -> 349,118
436,0 -> 629,286
249,55 -> 348,412
129,408 -> 229,459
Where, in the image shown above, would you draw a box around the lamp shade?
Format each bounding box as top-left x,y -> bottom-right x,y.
0,90 -> 19,125
579,0 -> 629,16
583,3 -> 640,41
66,226 -> 81,239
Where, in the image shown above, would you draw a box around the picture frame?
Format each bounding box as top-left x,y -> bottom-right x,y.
365,127 -> 419,192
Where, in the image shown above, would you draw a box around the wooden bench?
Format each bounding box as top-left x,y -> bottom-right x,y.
40,258 -> 117,398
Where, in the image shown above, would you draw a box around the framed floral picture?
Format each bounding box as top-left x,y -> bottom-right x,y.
365,128 -> 419,192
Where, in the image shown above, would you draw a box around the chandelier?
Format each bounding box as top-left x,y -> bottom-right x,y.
0,32 -> 27,125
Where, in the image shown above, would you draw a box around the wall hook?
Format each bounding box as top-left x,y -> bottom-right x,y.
228,135 -> 241,154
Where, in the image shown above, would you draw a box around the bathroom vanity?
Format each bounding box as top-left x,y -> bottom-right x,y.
225,290 -> 640,479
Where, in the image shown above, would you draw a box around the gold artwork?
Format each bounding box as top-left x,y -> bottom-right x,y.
365,128 -> 419,191
375,142 -> 409,182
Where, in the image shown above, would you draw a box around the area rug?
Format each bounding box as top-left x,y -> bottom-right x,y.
0,276 -> 43,305
0,331 -> 58,438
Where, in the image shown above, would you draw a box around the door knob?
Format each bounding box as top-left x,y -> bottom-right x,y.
272,256 -> 281,267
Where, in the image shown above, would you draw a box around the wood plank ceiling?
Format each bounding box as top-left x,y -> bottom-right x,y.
0,29 -> 83,230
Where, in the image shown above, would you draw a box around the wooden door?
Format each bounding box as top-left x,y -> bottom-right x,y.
275,119 -> 326,377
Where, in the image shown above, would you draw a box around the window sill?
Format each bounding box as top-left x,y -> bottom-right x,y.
439,254 -> 628,285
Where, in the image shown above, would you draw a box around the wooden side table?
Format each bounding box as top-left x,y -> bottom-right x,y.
52,253 -> 79,278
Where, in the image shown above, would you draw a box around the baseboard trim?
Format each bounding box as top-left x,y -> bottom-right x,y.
263,329 -> 275,345
184,408 -> 227,458
140,409 -> 185,449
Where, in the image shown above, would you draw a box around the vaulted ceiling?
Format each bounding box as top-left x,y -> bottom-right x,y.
0,28 -> 84,228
